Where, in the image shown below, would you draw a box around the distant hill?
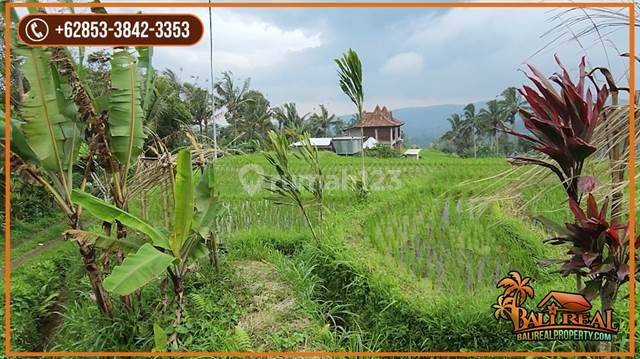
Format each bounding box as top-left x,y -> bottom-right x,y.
340,102 -> 487,147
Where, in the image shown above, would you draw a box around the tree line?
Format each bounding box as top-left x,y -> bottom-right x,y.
144,68 -> 348,153
434,87 -> 531,157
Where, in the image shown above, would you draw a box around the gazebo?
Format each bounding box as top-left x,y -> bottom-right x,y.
346,105 -> 404,148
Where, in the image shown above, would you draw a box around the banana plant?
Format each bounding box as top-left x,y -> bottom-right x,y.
2,5 -> 155,315
71,149 -> 221,340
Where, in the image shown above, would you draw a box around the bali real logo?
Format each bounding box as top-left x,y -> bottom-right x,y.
492,271 -> 617,341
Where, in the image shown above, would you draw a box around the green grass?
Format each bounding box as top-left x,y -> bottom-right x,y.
7,149 -> 636,352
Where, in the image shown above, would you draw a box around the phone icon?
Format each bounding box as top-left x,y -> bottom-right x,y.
24,18 -> 49,43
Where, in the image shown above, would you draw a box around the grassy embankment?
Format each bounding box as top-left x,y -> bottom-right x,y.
4,150 -> 636,352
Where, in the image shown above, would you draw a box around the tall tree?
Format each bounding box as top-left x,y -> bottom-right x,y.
214,71 -> 250,137
145,72 -> 192,145
272,102 -> 308,136
463,103 -> 480,158
237,90 -> 274,145
183,83 -> 211,137
499,87 -> 527,128
478,99 -> 507,154
307,105 -> 338,137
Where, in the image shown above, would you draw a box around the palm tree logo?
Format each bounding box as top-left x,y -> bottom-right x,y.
493,271 -> 535,323
497,271 -> 535,306
492,294 -> 516,320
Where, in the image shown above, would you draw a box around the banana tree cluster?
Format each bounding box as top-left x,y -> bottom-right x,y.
2,4 -> 155,315
71,149 -> 221,343
504,56 -> 609,202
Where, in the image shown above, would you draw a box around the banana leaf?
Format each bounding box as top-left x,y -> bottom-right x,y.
169,149 -> 194,258
64,229 -> 144,253
193,163 -> 221,238
136,46 -> 155,116
17,45 -> 81,172
0,115 -> 38,164
71,190 -> 169,249
103,243 -> 174,296
109,48 -> 145,167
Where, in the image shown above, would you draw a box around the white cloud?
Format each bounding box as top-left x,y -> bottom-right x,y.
380,52 -> 424,76
153,9 -> 323,82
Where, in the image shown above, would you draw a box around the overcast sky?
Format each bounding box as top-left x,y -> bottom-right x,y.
17,2 -> 634,115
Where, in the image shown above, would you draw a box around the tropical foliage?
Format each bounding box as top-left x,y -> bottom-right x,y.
435,87 -> 531,157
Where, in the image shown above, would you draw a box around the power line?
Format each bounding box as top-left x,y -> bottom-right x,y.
208,0 -> 217,159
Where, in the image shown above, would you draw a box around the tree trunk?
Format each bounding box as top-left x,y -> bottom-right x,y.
598,279 -> 618,354
116,223 -> 133,311
473,132 -> 477,158
77,242 -> 113,316
71,216 -> 113,316
168,268 -> 185,347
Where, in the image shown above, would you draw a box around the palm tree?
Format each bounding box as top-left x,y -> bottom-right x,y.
446,113 -> 473,155
492,294 -> 516,320
237,90 -> 273,144
499,87 -> 527,129
478,99 -> 507,154
308,105 -> 338,137
183,83 -> 212,137
497,271 -> 535,306
335,49 -> 365,184
214,71 -> 250,137
463,103 -> 480,157
272,103 -> 309,135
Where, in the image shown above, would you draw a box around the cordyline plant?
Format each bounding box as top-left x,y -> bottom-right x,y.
542,194 -> 638,309
503,56 -> 608,203
504,56 -> 638,322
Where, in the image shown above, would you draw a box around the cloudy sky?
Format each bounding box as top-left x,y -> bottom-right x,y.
17,2 -> 634,115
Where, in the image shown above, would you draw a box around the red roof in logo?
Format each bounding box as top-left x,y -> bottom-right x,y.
537,291 -> 592,312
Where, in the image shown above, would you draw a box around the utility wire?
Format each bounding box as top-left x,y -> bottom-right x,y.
208,0 -> 217,159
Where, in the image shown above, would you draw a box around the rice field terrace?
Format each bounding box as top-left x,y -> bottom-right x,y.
6,148 -> 635,354
2,7 -> 638,355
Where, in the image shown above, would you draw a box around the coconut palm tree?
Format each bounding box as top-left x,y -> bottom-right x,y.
499,87 -> 527,129
237,90 -> 273,144
308,105 -> 338,137
272,103 -> 309,134
463,103 -> 480,157
478,99 -> 507,154
214,71 -> 250,137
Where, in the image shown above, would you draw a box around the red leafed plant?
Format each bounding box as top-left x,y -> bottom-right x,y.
542,193 -> 636,303
504,56 -> 609,202
504,57 -> 637,316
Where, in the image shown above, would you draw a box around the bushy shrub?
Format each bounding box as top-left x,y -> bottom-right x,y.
6,179 -> 57,223
366,144 -> 402,158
